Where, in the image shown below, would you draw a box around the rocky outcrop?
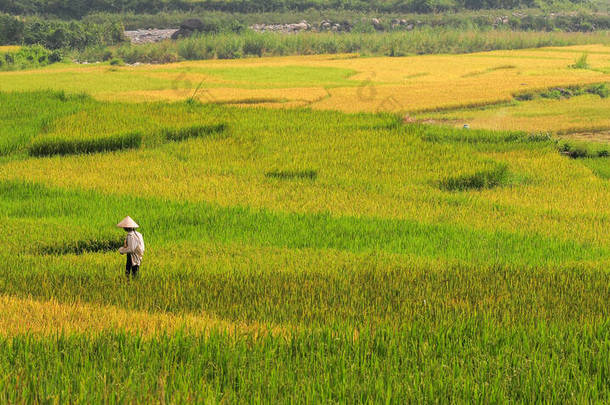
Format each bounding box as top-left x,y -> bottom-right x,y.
171,18 -> 206,39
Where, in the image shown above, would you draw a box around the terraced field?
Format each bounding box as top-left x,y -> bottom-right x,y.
0,45 -> 609,402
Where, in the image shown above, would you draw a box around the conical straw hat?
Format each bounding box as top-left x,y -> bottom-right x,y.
117,216 -> 139,228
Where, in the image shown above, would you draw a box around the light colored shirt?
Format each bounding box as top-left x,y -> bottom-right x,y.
119,230 -> 145,266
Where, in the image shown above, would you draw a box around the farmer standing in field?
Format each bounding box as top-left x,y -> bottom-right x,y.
117,216 -> 145,279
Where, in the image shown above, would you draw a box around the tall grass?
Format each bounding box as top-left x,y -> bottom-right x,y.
101,29 -> 610,63
0,323 -> 608,403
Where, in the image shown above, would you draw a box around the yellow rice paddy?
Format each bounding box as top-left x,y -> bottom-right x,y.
1,44 -> 609,123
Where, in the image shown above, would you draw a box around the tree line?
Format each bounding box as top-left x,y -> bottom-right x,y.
0,14 -> 124,49
0,0 -> 594,19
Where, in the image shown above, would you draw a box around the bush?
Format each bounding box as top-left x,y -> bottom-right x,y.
28,132 -> 142,157
0,14 -> 125,50
0,13 -> 25,43
48,50 -> 62,63
109,57 -> 125,66
0,45 -> 61,71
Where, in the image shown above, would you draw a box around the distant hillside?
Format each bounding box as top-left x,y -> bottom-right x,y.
0,0 -> 602,19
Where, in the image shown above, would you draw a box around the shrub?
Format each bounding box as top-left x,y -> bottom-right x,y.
109,57 -> 124,66
48,50 -> 62,63
28,132 -> 142,157
0,14 -> 125,49
0,45 -> 61,71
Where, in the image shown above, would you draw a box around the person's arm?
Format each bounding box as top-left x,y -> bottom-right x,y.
119,234 -> 136,254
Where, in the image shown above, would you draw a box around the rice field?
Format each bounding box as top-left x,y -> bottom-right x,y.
0,45 -> 609,402
418,93 -> 610,134
1,44 -> 609,116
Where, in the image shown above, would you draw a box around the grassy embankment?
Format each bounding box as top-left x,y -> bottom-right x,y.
92,28 -> 610,63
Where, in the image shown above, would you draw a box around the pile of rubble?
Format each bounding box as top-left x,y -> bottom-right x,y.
250,20 -> 352,33
171,19 -> 210,40
390,19 -> 414,30
124,29 -> 178,44
250,21 -> 312,33
249,18 -> 415,33
493,16 -> 510,27
314,20 -> 351,32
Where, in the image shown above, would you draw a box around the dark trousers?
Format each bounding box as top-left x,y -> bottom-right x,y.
125,254 -> 140,278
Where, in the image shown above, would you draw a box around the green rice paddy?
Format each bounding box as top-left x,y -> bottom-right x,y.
0,76 -> 608,402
